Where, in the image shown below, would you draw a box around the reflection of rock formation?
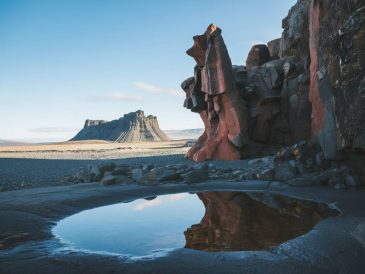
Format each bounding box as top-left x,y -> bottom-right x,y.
182,1 -> 365,168
184,192 -> 337,251
72,110 -> 169,142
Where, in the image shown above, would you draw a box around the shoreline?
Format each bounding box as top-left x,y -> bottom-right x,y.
1,181 -> 365,273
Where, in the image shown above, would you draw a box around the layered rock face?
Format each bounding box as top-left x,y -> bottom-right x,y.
182,24 -> 249,161
182,0 -> 365,168
71,110 -> 169,142
308,0 -> 365,161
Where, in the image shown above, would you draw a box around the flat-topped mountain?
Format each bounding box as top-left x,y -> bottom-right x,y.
71,110 -> 169,142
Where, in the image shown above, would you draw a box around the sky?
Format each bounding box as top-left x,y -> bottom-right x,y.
0,0 -> 296,142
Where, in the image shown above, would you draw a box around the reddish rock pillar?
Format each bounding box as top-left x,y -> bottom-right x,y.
182,24 -> 249,162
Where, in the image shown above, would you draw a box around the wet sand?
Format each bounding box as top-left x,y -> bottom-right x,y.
1,181 -> 365,274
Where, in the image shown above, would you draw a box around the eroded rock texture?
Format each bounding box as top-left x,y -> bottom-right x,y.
309,0 -> 365,161
72,110 -> 169,142
183,0 -> 365,167
182,24 -> 249,161
184,192 -> 337,251
183,24 -> 312,161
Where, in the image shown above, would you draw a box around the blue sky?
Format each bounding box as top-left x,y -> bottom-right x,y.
0,0 -> 296,142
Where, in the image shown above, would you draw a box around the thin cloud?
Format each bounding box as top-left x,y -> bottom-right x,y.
28,127 -> 78,133
248,40 -> 266,47
93,92 -> 143,101
168,193 -> 189,201
133,198 -> 162,211
133,82 -> 183,97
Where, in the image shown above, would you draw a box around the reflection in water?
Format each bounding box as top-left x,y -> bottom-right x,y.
53,191 -> 338,256
184,192 -> 338,251
53,193 -> 204,256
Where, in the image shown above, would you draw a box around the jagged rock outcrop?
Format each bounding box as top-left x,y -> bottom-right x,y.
182,0 -> 365,171
246,44 -> 271,68
182,24 -> 249,161
71,110 -> 169,142
309,0 -> 365,162
182,24 -> 311,161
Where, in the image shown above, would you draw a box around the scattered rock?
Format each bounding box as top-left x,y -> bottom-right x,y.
174,163 -> 189,170
98,163 -> 116,176
131,168 -> 143,182
258,168 -> 275,181
142,163 -> 155,171
345,174 -> 361,187
112,165 -> 131,176
101,175 -> 117,186
287,173 -> 320,187
185,164 -> 209,184
115,175 -> 132,184
159,169 -> 181,182
275,162 -> 297,181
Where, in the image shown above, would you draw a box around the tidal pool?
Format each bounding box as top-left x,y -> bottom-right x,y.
53,192 -> 338,256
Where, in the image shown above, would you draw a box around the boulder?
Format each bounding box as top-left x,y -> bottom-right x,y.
112,165 -> 131,176
131,168 -> 143,182
101,175 -> 117,186
159,169 -> 181,182
275,162 -> 297,181
185,164 -> 209,184
246,44 -> 271,68
267,38 -> 281,59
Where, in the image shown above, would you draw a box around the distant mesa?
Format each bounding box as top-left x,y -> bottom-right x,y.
71,110 -> 169,143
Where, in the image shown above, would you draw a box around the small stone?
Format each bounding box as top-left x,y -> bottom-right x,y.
232,170 -> 243,178
89,165 -> 102,181
114,175 -> 132,184
174,163 -> 189,170
198,162 -> 209,171
142,163 -> 155,171
98,162 -> 116,175
297,163 -> 307,174
288,160 -> 297,169
275,162 -> 297,181
159,169 -> 181,182
101,175 -> 117,186
258,168 -> 275,181
345,174 -> 361,187
287,173 -> 320,187
185,168 -> 209,184
241,171 -> 257,180
334,182 -> 347,190
112,166 -> 131,176
75,168 -> 93,183
131,168 -> 143,182
328,176 -> 345,188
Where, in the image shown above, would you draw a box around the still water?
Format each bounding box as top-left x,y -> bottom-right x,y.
53,192 -> 338,256
53,193 -> 204,256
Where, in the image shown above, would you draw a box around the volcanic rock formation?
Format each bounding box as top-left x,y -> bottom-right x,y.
71,110 -> 169,142
182,0 -> 365,170
182,24 -> 249,161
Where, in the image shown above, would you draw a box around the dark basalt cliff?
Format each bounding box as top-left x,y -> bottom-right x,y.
71,110 -> 169,142
182,0 -> 365,173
